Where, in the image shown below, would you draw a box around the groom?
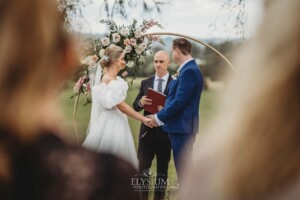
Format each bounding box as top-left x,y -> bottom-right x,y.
149,38 -> 203,182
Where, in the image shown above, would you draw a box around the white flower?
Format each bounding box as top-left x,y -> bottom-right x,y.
135,46 -> 143,55
145,50 -> 152,56
122,71 -> 128,77
126,61 -> 135,68
112,33 -> 121,43
82,56 -> 94,66
81,57 -> 88,65
135,44 -> 146,54
124,45 -> 132,53
99,49 -> 105,57
88,60 -> 96,67
135,28 -> 142,38
101,37 -> 110,46
139,56 -> 145,63
172,71 -> 180,80
143,37 -> 149,44
120,27 -> 129,36
140,43 -> 147,51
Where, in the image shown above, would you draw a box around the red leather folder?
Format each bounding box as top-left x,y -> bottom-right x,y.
144,88 -> 166,114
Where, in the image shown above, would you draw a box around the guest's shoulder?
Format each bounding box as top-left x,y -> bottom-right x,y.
34,132 -> 139,199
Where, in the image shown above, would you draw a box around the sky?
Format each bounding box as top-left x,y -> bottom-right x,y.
73,0 -> 264,39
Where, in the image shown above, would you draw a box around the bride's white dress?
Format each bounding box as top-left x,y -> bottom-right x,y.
82,76 -> 138,169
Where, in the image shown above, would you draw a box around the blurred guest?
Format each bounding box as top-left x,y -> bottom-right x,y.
181,0 -> 300,199
0,0 -> 139,199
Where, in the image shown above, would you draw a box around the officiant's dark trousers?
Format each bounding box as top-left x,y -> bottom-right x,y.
138,127 -> 171,200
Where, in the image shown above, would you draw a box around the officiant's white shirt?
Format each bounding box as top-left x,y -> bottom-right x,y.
155,58 -> 194,126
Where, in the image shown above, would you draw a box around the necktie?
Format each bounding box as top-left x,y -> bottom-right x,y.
157,78 -> 164,93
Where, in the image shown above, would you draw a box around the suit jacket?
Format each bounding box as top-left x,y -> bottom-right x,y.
133,74 -> 173,140
157,60 -> 203,134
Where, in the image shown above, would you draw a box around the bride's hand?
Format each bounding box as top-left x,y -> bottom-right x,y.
142,117 -> 153,128
157,105 -> 164,111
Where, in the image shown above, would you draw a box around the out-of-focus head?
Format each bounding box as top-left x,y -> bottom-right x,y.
181,0 -> 300,199
153,50 -> 170,77
0,0 -> 78,138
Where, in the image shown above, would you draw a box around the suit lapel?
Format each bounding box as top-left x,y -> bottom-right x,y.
144,76 -> 154,93
149,76 -> 155,89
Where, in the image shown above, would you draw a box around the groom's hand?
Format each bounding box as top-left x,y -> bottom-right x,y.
143,117 -> 153,128
149,115 -> 159,127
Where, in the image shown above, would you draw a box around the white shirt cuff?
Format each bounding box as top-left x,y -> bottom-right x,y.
154,114 -> 164,126
138,100 -> 144,107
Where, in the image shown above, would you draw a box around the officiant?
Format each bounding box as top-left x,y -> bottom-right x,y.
133,50 -> 173,200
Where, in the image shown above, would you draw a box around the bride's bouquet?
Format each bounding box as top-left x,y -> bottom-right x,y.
71,19 -> 162,105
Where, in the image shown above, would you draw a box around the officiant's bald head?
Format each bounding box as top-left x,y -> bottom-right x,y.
154,50 -> 170,78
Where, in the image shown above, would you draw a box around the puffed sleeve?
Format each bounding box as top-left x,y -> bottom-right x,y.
94,78 -> 128,109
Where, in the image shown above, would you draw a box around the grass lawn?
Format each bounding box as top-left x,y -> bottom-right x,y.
59,77 -> 222,199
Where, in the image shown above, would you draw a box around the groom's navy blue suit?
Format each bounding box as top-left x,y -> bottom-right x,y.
157,59 -> 203,180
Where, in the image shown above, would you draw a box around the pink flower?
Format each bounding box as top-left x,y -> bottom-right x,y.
150,35 -> 160,42
112,33 -> 121,43
91,55 -> 98,62
124,38 -> 131,46
143,20 -> 158,30
101,37 -> 110,46
86,83 -> 91,94
130,38 -> 137,46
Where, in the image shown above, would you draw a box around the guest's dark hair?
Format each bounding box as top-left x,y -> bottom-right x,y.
172,38 -> 192,55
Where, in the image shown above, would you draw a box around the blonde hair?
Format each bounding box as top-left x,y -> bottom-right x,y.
0,0 -> 76,140
182,0 -> 300,199
100,45 -> 124,68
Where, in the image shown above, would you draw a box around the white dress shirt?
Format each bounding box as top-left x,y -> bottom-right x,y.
177,58 -> 194,73
154,58 -> 194,126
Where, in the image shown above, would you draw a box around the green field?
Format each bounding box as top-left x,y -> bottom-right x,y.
59,78 -> 222,199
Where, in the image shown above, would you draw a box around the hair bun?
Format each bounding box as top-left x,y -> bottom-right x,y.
99,45 -> 123,68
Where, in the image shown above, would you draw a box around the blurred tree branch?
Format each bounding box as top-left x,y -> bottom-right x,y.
57,0 -> 170,27
57,0 -> 250,38
210,0 -> 248,39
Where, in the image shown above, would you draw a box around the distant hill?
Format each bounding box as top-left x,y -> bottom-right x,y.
77,32 -> 231,47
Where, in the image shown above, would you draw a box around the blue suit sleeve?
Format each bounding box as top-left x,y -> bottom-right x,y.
157,68 -> 199,123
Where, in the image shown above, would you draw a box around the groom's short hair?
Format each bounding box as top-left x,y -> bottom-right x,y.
172,38 -> 192,55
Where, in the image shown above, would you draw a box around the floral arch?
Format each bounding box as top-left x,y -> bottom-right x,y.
71,20 -> 236,143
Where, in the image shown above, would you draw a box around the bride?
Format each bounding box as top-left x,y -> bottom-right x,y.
83,45 -> 151,168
